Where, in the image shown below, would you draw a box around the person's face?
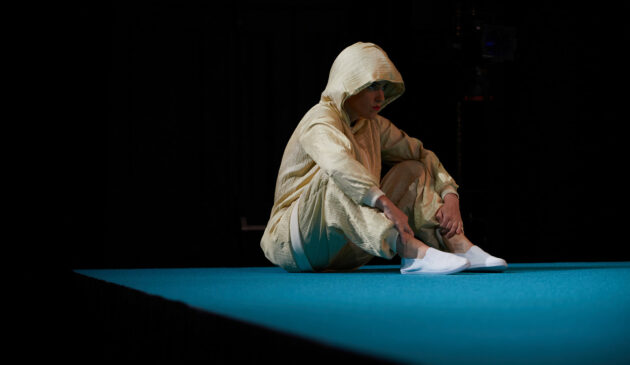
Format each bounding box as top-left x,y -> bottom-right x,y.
344,81 -> 387,122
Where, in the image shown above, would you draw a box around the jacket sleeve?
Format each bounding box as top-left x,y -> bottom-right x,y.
299,117 -> 383,207
378,117 -> 459,199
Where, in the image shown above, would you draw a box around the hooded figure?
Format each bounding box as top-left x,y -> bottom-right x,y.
261,42 -> 507,274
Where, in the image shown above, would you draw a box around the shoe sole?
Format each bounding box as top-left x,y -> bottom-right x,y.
465,264 -> 508,272
401,262 -> 470,275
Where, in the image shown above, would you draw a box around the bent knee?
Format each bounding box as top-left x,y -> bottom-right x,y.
387,160 -> 425,179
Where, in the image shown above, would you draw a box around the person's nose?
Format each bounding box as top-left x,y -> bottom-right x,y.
375,89 -> 385,102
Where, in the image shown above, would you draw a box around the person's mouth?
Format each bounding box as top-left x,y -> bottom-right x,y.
373,106 -> 381,111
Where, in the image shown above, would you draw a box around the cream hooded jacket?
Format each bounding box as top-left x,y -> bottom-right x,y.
260,42 -> 458,270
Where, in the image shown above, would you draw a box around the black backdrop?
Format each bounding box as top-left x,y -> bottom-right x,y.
64,1 -> 628,269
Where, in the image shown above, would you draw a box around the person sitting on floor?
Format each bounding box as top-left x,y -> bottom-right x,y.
260,42 -> 507,274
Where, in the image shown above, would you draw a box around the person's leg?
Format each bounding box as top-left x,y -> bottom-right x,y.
379,161 -> 467,274
436,229 -> 507,271
381,160 -> 506,271
439,231 -> 474,253
380,160 -> 447,251
295,170 -> 398,272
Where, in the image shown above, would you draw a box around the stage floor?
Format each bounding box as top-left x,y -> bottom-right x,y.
75,262 -> 630,364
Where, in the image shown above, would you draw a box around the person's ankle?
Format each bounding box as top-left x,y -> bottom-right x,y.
443,234 -> 474,253
415,243 -> 429,258
397,237 -> 429,259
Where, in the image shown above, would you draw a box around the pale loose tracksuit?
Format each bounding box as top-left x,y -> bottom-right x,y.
260,42 -> 459,272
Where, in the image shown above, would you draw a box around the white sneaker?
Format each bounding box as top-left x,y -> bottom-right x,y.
434,228 -> 507,272
454,246 -> 508,272
401,247 -> 470,275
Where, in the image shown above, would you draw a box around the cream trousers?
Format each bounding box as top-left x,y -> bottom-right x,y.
288,160 -> 450,272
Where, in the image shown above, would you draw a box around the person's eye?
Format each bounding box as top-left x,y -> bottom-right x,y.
368,82 -> 385,91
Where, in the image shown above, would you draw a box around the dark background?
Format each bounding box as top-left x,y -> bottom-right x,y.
63,1 -> 628,270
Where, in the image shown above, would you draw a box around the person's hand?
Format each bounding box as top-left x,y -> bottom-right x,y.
435,194 -> 463,239
375,195 -> 414,244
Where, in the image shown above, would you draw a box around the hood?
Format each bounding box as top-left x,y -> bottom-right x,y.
320,42 -> 405,124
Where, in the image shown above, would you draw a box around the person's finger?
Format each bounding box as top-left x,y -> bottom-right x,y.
448,220 -> 463,238
398,220 -> 413,235
445,224 -> 456,238
399,228 -> 414,245
404,224 -> 414,235
440,215 -> 452,231
445,219 -> 458,238
435,209 -> 443,223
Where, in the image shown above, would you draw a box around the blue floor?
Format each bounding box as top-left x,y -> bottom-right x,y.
76,262 -> 630,364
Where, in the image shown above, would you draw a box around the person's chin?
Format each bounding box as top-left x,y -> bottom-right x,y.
359,111 -> 378,120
